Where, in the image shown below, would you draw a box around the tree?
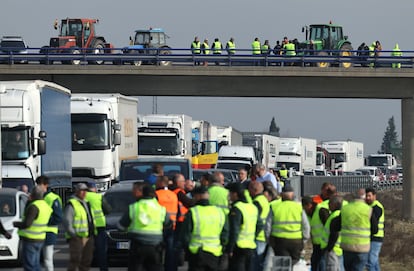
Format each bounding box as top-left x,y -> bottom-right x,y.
269,117 -> 280,136
380,116 -> 401,157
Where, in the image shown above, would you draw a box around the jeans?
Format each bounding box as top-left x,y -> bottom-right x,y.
343,251 -> 369,271
252,240 -> 267,271
94,228 -> 108,271
367,241 -> 382,271
128,241 -> 163,271
22,240 -> 43,271
43,244 -> 54,271
164,229 -> 177,271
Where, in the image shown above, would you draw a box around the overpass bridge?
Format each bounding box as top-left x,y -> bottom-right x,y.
1,65 -> 414,218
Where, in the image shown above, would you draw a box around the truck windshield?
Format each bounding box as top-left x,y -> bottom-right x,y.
121,161 -> 190,181
330,153 -> 347,163
276,162 -> 299,172
72,114 -> 110,151
316,152 -> 325,166
138,135 -> 180,156
1,128 -> 30,160
367,157 -> 387,167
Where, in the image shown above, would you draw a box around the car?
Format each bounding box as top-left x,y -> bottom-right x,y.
355,166 -> 385,182
193,168 -> 238,185
0,36 -> 28,64
0,188 -> 29,265
103,181 -> 137,264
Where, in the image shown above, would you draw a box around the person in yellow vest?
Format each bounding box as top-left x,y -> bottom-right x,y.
226,37 -> 236,55
392,43 -> 402,68
266,185 -> 310,266
63,183 -> 96,271
178,185 -> 229,270
86,182 -> 111,271
249,181 -> 270,271
155,176 -> 179,271
13,186 -> 52,271
208,172 -> 230,215
365,187 -> 384,271
251,37 -> 261,66
201,38 -> 210,66
212,38 -> 223,66
320,195 -> 343,271
331,189 -> 378,271
36,176 -> 63,271
369,41 -> 376,68
118,181 -> 172,271
191,36 -> 201,66
226,182 -> 262,271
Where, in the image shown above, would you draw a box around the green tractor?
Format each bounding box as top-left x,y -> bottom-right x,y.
300,23 -> 353,68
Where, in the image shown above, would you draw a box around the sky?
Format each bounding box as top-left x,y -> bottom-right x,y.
1,0 -> 408,155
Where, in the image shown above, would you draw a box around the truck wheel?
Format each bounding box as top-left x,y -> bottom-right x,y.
316,51 -> 330,68
158,49 -> 171,66
129,50 -> 142,66
339,44 -> 353,68
89,39 -> 105,65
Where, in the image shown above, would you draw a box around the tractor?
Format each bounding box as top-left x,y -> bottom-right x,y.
299,23 -> 353,68
40,18 -> 114,65
119,28 -> 171,66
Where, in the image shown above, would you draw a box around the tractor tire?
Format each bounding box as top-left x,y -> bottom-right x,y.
70,48 -> 81,65
129,50 -> 142,66
158,48 -> 171,66
339,43 -> 353,68
89,39 -> 105,65
316,51 -> 330,68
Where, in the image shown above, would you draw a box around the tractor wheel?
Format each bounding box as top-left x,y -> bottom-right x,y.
129,50 -> 142,66
89,40 -> 105,65
339,44 -> 353,68
316,51 -> 330,68
158,48 -> 171,66
66,48 -> 81,65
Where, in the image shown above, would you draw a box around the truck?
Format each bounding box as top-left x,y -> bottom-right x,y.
242,133 -> 279,169
0,80 -> 72,195
276,137 -> 317,175
191,120 -> 219,169
120,28 -> 171,66
321,140 -> 364,172
366,153 -> 398,171
137,114 -> 192,159
217,125 -> 242,147
71,94 -> 138,191
40,18 -> 114,65
215,145 -> 256,172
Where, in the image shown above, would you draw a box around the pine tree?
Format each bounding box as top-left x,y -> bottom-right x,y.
380,116 -> 400,155
269,117 -> 280,136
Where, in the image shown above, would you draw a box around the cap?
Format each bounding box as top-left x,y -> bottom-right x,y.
192,185 -> 208,195
282,185 -> 294,193
74,183 -> 89,191
87,182 -> 97,189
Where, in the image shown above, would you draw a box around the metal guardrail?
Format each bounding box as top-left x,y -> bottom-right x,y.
0,47 -> 413,68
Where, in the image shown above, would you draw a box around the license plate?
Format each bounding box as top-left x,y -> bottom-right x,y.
116,241 -> 130,249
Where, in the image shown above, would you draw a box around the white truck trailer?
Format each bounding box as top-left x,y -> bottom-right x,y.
137,114 -> 192,159
71,94 -> 138,191
276,137 -> 317,175
0,80 -> 72,192
322,140 -> 364,172
242,133 -> 279,169
217,125 -> 242,147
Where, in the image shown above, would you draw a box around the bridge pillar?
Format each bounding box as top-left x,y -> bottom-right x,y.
402,98 -> 414,219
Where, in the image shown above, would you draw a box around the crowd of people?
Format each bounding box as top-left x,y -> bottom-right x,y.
0,163 -> 384,271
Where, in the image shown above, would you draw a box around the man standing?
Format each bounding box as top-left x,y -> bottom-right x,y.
333,189 -> 378,271
179,186 -> 229,271
208,173 -> 230,215
256,163 -> 281,193
63,183 -> 96,271
365,187 -> 384,271
266,185 -> 310,266
191,36 -> 201,66
238,168 -> 251,189
226,37 -> 236,55
201,38 -> 210,66
36,176 -> 63,271
14,186 -> 52,271
226,182 -> 262,271
118,182 -> 171,271
86,182 -> 111,271
212,38 -> 223,66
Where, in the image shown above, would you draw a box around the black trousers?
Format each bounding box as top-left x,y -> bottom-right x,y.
269,236 -> 303,265
228,246 -> 255,271
128,241 -> 163,271
311,244 -> 323,271
188,250 -> 220,271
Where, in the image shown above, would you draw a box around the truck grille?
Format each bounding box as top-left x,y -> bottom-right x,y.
72,168 -> 94,178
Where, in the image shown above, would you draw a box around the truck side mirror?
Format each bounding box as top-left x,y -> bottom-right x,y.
113,131 -> 121,146
38,138 -> 46,155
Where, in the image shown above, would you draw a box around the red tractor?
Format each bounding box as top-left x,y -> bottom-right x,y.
41,18 -> 114,65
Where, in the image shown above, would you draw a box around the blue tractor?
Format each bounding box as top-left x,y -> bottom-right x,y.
121,28 -> 171,66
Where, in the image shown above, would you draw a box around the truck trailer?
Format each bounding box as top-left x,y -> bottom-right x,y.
0,80 -> 72,194
71,94 -> 138,191
276,137 -> 317,175
137,114 -> 192,159
322,140 -> 364,172
242,133 -> 279,169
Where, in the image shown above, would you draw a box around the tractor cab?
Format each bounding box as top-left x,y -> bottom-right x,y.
308,24 -> 347,50
131,28 -> 168,49
50,18 -> 97,48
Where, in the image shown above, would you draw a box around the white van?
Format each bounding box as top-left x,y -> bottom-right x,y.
215,146 -> 256,171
